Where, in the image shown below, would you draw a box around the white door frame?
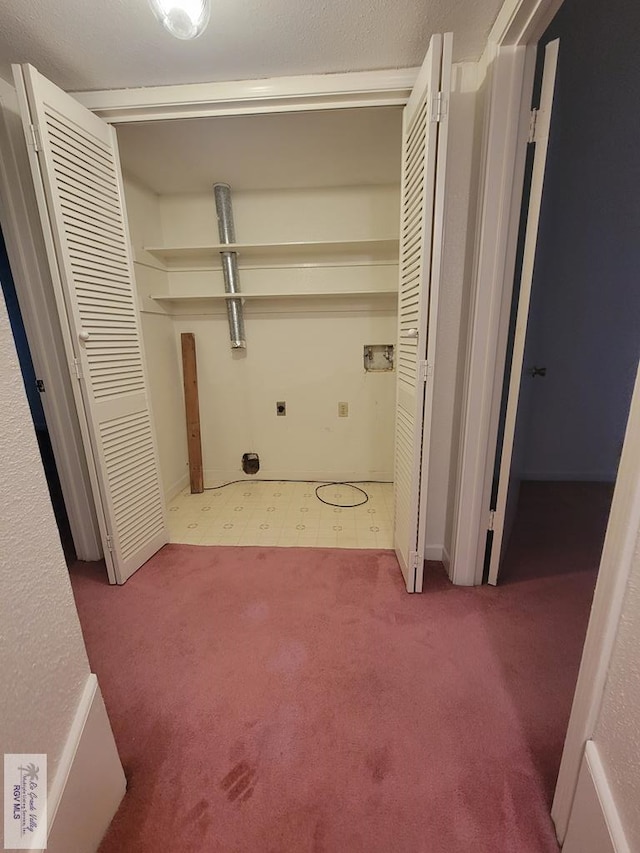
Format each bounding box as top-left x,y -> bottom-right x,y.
70,69 -> 418,123
450,0 -> 639,842
487,38 -> 559,586
449,0 -> 563,588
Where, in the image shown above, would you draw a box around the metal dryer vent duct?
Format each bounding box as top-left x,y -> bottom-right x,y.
213,183 -> 246,348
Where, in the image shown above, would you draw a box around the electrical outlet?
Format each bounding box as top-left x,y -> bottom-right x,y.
338,402 -> 349,418
276,401 -> 286,416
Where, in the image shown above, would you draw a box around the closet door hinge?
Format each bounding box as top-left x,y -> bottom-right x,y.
432,91 -> 447,123
72,357 -> 82,380
528,108 -> 538,144
106,534 -> 114,553
28,122 -> 42,153
36,378 -> 45,393
418,360 -> 432,383
488,509 -> 496,532
409,550 -> 419,570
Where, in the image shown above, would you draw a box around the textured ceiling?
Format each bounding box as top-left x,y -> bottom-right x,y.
117,107 -> 403,193
0,0 -> 503,92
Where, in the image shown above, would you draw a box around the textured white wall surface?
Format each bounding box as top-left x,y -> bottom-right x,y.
0,0 -> 503,92
0,295 -> 90,796
594,529 -> 640,850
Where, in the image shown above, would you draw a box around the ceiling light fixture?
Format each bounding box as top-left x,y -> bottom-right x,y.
149,0 -> 210,40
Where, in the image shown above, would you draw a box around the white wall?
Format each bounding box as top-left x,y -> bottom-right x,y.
124,175 -> 189,500
0,292 -> 87,830
155,185 -> 399,483
0,292 -> 125,850
159,185 -> 399,245
172,308 -> 397,482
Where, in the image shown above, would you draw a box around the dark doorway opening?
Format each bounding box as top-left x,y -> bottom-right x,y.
0,226 -> 75,563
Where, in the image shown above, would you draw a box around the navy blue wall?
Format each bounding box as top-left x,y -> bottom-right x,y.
519,0 -> 640,480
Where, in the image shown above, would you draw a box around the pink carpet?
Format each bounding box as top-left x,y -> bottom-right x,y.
69,483 -> 607,852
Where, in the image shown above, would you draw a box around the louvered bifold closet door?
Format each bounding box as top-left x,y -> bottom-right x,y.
14,64 -> 167,584
393,34 -> 451,592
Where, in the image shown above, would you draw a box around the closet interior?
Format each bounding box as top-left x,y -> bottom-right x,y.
117,106 -> 403,548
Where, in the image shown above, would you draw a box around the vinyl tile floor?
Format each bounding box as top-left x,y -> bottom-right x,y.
167,480 -> 394,548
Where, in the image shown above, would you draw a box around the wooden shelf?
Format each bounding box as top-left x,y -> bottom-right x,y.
144,239 -> 399,268
151,290 -> 397,304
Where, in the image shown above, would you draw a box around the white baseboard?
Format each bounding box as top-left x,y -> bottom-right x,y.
424,545 -> 444,562
46,674 -> 125,853
442,546 -> 451,575
202,468 -> 394,486
165,471 -> 189,502
562,741 -> 629,853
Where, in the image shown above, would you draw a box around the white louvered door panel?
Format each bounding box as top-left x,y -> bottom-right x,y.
393,34 -> 452,592
14,64 -> 167,584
